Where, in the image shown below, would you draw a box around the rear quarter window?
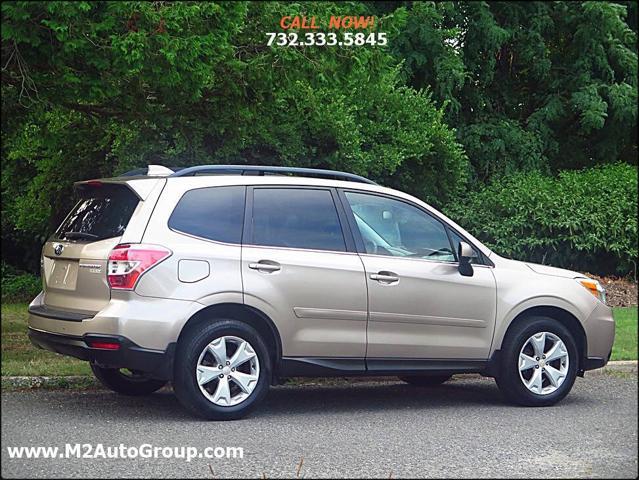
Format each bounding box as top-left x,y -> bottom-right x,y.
168,186 -> 246,244
55,184 -> 139,241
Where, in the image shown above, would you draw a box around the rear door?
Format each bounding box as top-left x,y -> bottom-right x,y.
41,183 -> 141,314
242,186 -> 368,360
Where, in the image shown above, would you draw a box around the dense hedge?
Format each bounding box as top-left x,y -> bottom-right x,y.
1,262 -> 42,303
0,2 -> 636,282
445,164 -> 638,276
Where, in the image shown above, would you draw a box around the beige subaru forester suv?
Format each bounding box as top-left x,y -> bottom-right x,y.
28,165 -> 615,420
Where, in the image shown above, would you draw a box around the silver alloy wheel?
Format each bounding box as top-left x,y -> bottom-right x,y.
518,331 -> 569,395
196,335 -> 260,407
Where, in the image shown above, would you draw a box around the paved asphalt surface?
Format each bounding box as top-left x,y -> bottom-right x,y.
1,373 -> 637,478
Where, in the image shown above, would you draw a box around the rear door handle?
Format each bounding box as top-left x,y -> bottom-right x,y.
370,272 -> 399,284
248,261 -> 281,273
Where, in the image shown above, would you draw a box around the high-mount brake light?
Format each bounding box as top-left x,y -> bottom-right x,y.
107,244 -> 171,290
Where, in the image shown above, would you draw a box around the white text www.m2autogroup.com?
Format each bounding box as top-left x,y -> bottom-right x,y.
6,444 -> 244,462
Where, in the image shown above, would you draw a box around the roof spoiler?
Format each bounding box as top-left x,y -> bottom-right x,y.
74,177 -> 162,201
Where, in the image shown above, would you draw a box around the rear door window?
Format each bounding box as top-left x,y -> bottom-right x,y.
251,188 -> 346,252
168,186 -> 246,244
56,184 -> 139,241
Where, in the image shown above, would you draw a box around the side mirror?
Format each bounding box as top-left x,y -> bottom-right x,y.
458,241 -> 474,277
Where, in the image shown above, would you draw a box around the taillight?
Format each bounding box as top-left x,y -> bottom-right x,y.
107,244 -> 171,290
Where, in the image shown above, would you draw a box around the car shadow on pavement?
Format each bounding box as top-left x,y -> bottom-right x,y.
11,376 -> 593,422
257,376 -> 594,418
259,379 -> 505,417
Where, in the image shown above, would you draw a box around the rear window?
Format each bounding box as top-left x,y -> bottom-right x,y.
168,186 -> 246,244
55,184 -> 139,241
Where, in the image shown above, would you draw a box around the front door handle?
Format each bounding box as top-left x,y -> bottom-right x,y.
248,261 -> 281,273
370,271 -> 399,284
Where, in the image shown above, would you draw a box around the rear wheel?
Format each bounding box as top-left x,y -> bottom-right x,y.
173,319 -> 271,421
495,316 -> 578,406
90,363 -> 166,396
399,375 -> 452,387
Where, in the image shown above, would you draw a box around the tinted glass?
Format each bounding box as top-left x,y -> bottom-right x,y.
345,192 -> 455,261
56,185 -> 138,241
169,186 -> 245,243
252,189 -> 346,251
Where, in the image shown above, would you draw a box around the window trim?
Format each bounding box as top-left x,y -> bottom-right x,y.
167,185 -> 247,245
337,188 -> 493,267
244,185 -> 357,254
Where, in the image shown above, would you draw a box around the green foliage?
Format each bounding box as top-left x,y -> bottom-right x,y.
1,1 -> 466,270
1,1 -> 637,277
1,263 -> 42,302
445,164 -> 638,276
384,1 -> 638,178
459,118 -> 546,182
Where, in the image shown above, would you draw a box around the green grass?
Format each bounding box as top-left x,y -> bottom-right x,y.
1,303 -> 90,376
611,306 -> 638,361
1,303 -> 637,377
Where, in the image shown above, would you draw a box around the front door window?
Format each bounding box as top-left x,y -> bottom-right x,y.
344,191 -> 455,262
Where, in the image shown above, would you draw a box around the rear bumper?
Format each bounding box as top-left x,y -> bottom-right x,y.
28,328 -> 174,381
27,291 -> 201,351
28,304 -> 92,322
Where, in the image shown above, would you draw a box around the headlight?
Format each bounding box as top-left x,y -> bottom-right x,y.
576,278 -> 606,304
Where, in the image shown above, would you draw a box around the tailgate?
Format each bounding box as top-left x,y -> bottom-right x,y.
42,238 -> 121,314
41,182 -> 142,315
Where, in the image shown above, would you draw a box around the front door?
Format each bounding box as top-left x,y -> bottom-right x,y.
341,190 -> 497,362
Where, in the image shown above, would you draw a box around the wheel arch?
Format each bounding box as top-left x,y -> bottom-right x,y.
493,306 -> 588,375
176,303 -> 283,383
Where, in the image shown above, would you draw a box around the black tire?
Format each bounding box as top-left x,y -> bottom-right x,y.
495,316 -> 578,407
173,319 -> 271,421
90,363 -> 166,396
399,375 -> 452,387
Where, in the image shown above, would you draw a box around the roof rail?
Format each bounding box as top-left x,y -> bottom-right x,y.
168,165 -> 377,185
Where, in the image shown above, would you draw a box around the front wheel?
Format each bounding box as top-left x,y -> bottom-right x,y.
90,363 -> 166,396
495,316 -> 578,407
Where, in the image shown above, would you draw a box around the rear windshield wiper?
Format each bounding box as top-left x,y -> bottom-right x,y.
62,231 -> 99,240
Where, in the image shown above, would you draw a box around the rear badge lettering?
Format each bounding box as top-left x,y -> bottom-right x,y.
79,263 -> 102,274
